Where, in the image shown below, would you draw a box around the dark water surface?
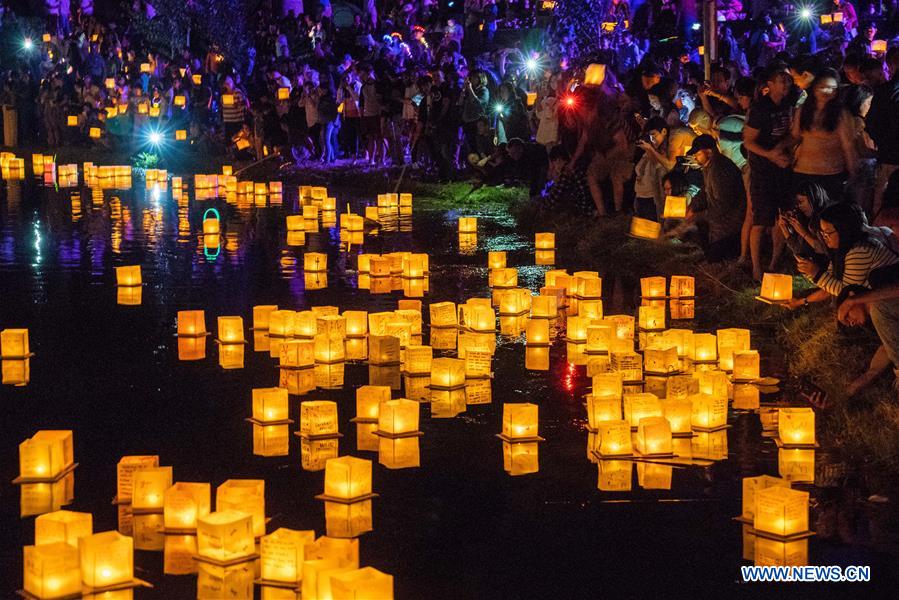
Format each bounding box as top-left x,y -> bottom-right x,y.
1,178 -> 897,598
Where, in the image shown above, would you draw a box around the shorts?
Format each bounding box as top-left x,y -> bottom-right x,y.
749,163 -> 791,226
361,116 -> 382,137
587,151 -> 633,183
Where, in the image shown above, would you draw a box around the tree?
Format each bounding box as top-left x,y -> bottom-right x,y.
549,0 -> 608,66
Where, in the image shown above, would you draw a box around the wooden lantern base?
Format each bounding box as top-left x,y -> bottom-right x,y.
192,552 -> 260,567
293,431 -> 343,441
774,437 -> 819,449
495,433 -> 545,443
12,462 -> 78,485
245,417 -> 294,426
314,492 -> 379,504
372,429 -> 424,439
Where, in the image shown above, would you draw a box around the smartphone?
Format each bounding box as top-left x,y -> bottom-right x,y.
411,94 -> 423,106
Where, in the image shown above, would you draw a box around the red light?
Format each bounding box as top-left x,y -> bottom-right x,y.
565,96 -> 575,107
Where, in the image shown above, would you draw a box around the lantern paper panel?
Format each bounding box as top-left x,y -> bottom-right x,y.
19,430 -> 74,480
163,534 -> 197,576
163,482 -> 211,530
754,487 -> 810,537
501,403 -> 540,441
216,479 -> 266,538
79,531 -> 133,588
535,232 -> 555,249
431,357 -> 465,389
131,466 -> 172,511
1,328 -> 30,357
611,352 -> 643,383
488,251 -> 507,269
661,398 -> 693,435
323,456 -> 373,501
458,217 -> 477,233
502,441 -> 539,476
252,387 -> 290,423
638,304 -> 665,330
623,394 -> 663,428
697,370 -> 730,399
663,195 -> 687,219
133,513 -> 165,551
630,216 -> 661,239
24,542 -> 82,599
329,566 -> 393,599
35,510 -> 93,547
597,420 -> 633,456
778,408 -> 816,446
644,346 -> 679,375
300,401 -> 340,437
218,343 -> 245,369
759,273 -> 793,302
197,510 -> 255,562
116,456 -> 159,503
690,393 -> 728,430
640,277 -> 667,299
260,527 -> 316,584
356,386 -> 390,422
115,265 -> 141,287
732,350 -> 760,381
344,311 -> 368,337
525,346 -> 549,371
379,399 -> 420,435
635,417 -> 673,455
370,335 -> 401,365
586,395 -> 621,429
217,316 -> 245,343
742,475 -> 790,522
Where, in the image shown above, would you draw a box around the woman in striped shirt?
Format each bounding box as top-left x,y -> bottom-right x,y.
791,202 -> 899,308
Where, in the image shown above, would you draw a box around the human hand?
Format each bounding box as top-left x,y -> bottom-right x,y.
786,297 -> 806,310
796,257 -> 819,278
636,139 -> 652,152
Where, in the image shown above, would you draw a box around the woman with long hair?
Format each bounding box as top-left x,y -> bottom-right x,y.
790,68 -> 858,203
791,202 -> 899,308
778,182 -> 833,259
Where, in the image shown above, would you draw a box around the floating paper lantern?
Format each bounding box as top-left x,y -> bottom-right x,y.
24,542 -> 82,599
591,372 -> 623,401
690,393 -> 728,430
501,403 -> 540,441
526,319 -> 550,346
330,567 -> 394,599
488,251 -> 506,269
295,311 -> 318,338
530,295 -> 558,319
584,63 -> 606,86
132,466 -> 172,511
629,216 -> 661,239
778,408 -> 816,446
732,350 -> 760,381
535,232 -> 555,249
661,398 -> 692,435
177,310 -> 207,337
759,273 -> 793,302
1,328 -> 30,358
197,510 -> 254,562
717,328 -> 751,370
355,386 -> 390,423
458,217 -> 477,233
216,479 -> 265,538
638,304 -> 665,330
404,345 -> 432,374
35,510 -> 92,547
314,333 -> 346,364
343,311 -> 368,337
585,324 -> 614,355
305,252 -> 327,273
754,487 -> 809,537
597,420 -> 633,456
116,455 -> 158,503
644,346 -> 679,375
163,482 -> 211,530
635,417 -> 672,455
691,333 -> 718,362
251,305 -> 278,331
280,340 -> 315,369
623,393 -> 662,428
378,399 -> 420,436
873,39 -> 888,53
464,303 -> 496,332
586,395 -> 621,430
611,351 -> 643,382
252,387 -> 289,423
669,276 -> 695,298
79,531 -> 133,588
742,475 -> 790,522
489,267 -> 518,289
369,335 -> 401,365
322,456 -> 373,503
261,528 -> 315,583
216,316 -> 245,344
640,276 -> 667,299
115,265 -> 141,287
429,302 -> 457,328
575,276 -> 602,300
19,431 -> 73,480
697,370 -> 729,399
431,357 -> 465,390
300,401 -> 340,438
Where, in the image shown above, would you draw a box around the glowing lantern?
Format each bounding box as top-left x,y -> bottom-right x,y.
268,310 -> 296,338
640,277 -> 667,299
697,370 -> 729,399
778,408 -> 816,446
252,387 -> 290,423
314,333 -> 346,364
596,420 -> 633,456
669,276 -> 695,298
67,114 -> 78,127
574,276 -> 601,301
717,328 -> 751,370
591,372 -> 623,400
79,531 -> 133,588
115,265 -> 141,287
149,105 -> 161,117
644,346 -> 679,375
585,324 -> 613,354
754,487 -> 809,537
431,357 -> 465,390
35,510 -> 92,547
402,254 -> 428,278
531,295 -> 558,319
429,302 -> 458,328
217,316 -> 245,344
261,528 -> 315,584
742,475 -> 790,522
659,329 -> 693,357
586,395 -> 621,430
759,273 -> 793,302
404,345 -> 433,374
343,311 -> 368,338
1,328 -> 30,358
163,482 -> 211,530
330,567 -> 394,599
488,251 -> 506,269
500,403 -> 541,441
634,417 -> 672,456
732,350 -> 760,381
873,39 -> 888,53
662,195 -> 687,219
89,127 -> 101,139
18,431 -> 73,480
295,311 -> 318,338
318,456 -> 374,504
280,340 -> 315,369
661,397 -> 692,435
565,316 -> 591,342
525,319 -> 550,346
458,217 -> 477,233
304,252 -> 327,273
131,466 -> 172,512
623,393 -> 662,428
629,216 -> 661,239
691,333 -> 718,362
490,267 -> 518,288
690,393 -> 728,430
299,401 -> 340,439
116,456 -> 158,503
216,479 -> 265,538
463,303 -> 496,332
381,323 -> 410,349
584,63 -> 606,86
377,398 -> 420,437
197,510 -> 254,562
354,386 -> 389,423
611,351 -> 643,382
23,542 -> 82,599
369,335 -> 401,365
177,310 -> 207,337
251,305 -> 277,331
369,257 -> 391,277
535,232 -> 555,249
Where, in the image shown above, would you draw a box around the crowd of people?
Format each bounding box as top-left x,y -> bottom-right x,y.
2,0 -> 899,395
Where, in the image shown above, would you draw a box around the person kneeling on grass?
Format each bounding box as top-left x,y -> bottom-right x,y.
837,280 -> 899,396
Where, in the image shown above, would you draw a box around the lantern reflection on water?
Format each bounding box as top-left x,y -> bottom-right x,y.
325,500 -> 374,539
3,358 -> 31,385
253,424 -> 290,457
197,561 -> 254,599
164,534 -> 197,576
502,441 -> 539,476
778,448 -> 815,483
302,438 -> 340,472
218,342 -> 244,369
379,436 -> 420,469
525,345 -> 550,371
598,459 -> 633,491
755,536 -> 809,567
